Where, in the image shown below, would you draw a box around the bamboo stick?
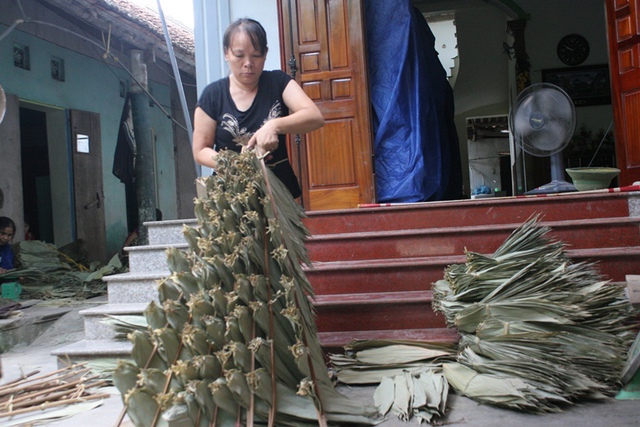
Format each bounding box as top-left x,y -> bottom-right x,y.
0,368 -> 94,401
0,365 -> 86,397
0,370 -> 40,388
0,392 -> 109,418
2,377 -> 107,410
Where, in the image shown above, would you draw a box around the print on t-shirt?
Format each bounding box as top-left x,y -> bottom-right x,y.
219,101 -> 283,148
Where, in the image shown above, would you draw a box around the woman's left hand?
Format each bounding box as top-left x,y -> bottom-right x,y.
246,120 -> 279,157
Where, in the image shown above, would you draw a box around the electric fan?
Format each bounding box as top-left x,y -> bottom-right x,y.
509,82 -> 577,194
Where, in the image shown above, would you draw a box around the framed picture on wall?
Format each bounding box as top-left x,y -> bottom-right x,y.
541,64 -> 611,107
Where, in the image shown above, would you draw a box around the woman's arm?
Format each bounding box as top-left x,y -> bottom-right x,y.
193,107 -> 219,168
247,79 -> 325,154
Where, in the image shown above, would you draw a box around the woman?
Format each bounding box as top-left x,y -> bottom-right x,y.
0,216 -> 16,274
193,18 -> 324,198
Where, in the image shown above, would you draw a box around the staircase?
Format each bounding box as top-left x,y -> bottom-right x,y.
52,190 -> 640,364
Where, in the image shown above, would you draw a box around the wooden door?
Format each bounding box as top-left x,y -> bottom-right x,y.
606,0 -> 640,185
278,0 -> 376,211
70,110 -> 107,263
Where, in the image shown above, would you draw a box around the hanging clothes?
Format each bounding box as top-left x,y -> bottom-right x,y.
364,0 -> 462,202
112,93 -> 136,185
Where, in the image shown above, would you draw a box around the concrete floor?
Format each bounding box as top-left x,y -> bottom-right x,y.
1,298 -> 638,427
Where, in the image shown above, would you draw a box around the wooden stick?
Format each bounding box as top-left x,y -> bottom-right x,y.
0,364 -> 90,396
0,371 -> 98,404
2,377 -> 107,409
3,381 -> 107,412
0,393 -> 109,418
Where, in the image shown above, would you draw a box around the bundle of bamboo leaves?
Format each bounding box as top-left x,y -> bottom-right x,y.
434,216 -> 637,412
330,339 -> 456,424
113,150 -> 380,427
3,240 -> 121,300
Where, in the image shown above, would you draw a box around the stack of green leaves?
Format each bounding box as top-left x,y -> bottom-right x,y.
5,240 -> 117,300
330,339 -> 455,385
113,150 -> 380,427
433,216 -> 636,412
330,339 -> 455,424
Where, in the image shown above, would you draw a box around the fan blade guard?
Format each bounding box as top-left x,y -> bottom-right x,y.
510,83 -> 576,157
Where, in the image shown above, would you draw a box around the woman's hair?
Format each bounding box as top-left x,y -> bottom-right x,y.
0,216 -> 16,231
223,18 -> 268,56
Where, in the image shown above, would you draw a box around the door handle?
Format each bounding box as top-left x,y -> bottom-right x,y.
84,192 -> 101,209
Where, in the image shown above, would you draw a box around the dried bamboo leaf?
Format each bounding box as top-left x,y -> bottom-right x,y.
373,376 -> 395,416
355,344 -> 452,365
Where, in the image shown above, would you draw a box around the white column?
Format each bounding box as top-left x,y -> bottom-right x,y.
193,0 -> 231,96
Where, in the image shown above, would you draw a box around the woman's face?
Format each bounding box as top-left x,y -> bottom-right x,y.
0,227 -> 14,246
225,30 -> 267,87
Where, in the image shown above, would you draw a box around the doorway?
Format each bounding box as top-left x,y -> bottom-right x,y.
20,107 -> 53,243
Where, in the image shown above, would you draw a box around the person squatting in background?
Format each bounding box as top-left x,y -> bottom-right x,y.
0,216 -> 16,274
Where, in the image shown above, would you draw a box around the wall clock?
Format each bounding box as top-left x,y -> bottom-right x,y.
557,33 -> 590,66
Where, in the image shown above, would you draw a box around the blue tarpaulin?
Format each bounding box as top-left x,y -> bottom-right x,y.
364,0 -> 462,202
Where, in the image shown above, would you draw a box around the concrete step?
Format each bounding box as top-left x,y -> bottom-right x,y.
143,193 -> 640,246
318,328 -> 459,353
52,339 -> 133,368
305,246 -> 640,295
306,217 -> 640,262
54,328 -> 460,368
303,192 -> 637,235
147,218 -> 197,246
102,271 -> 166,304
313,290 -> 446,332
80,303 -> 148,340
126,243 -> 188,273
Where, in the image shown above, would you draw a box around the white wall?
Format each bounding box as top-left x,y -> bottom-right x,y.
230,0 -> 281,72
452,5 -> 511,194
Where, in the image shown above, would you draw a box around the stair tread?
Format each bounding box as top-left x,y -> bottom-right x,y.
303,192 -> 636,234
313,290 -> 432,306
80,303 -> 149,316
102,271 -> 169,281
308,254 -> 466,270
318,328 -> 459,348
307,216 -> 640,241
147,218 -> 197,227
52,339 -> 132,357
126,242 -> 188,252
307,245 -> 640,270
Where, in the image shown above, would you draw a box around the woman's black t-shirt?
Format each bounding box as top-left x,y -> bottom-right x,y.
197,70 -> 301,198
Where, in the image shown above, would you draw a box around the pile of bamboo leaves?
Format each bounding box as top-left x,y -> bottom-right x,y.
3,240 -> 123,300
113,150 -> 380,426
330,339 -> 455,424
0,363 -> 109,425
433,216 -> 637,412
